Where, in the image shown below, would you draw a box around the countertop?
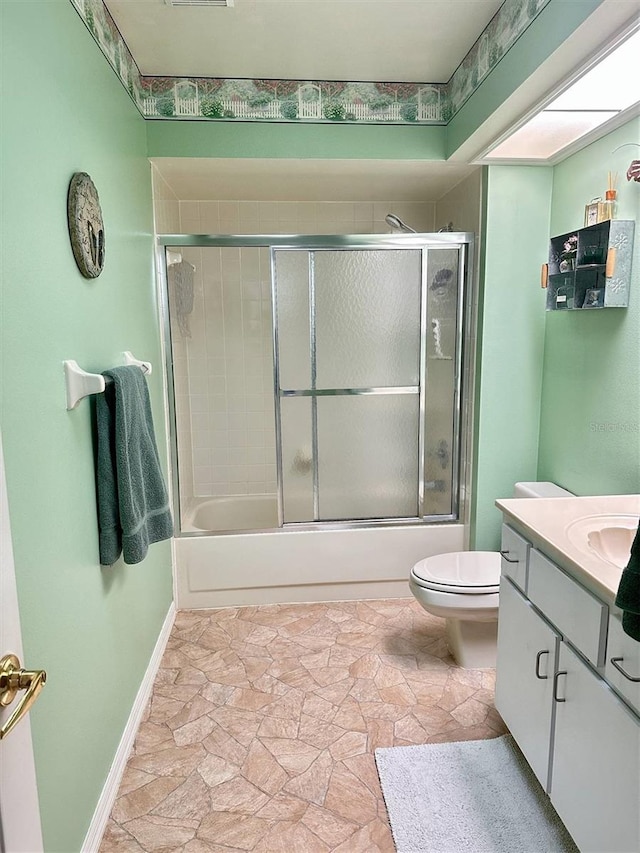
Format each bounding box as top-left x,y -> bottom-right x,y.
495,494 -> 640,604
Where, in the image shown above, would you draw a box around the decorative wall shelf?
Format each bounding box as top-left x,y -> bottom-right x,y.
543,220 -> 634,311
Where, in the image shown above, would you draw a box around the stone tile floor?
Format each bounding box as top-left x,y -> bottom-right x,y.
100,598 -> 506,852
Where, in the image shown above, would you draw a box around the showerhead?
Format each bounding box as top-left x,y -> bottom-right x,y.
385,213 -> 416,233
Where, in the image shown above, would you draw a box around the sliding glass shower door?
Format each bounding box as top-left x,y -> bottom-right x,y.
161,233 -> 467,534
273,245 -> 462,525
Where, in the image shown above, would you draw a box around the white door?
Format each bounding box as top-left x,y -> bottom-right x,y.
495,577 -> 559,791
551,641 -> 640,853
0,433 -> 44,852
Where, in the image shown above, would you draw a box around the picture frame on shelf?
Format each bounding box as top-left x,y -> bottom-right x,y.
584,201 -> 600,227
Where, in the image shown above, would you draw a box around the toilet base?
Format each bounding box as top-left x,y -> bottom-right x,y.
446,618 -> 498,668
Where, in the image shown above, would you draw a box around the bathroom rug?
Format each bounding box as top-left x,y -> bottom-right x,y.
375,734 -> 578,853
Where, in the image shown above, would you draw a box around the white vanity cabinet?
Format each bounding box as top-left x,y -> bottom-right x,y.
496,525 -> 640,853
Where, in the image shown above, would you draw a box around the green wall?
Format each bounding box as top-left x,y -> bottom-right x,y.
538,118 -> 640,493
146,119 -> 446,160
0,3 -> 173,851
471,165 -> 553,549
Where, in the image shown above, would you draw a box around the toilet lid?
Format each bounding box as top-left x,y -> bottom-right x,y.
411,551 -> 501,594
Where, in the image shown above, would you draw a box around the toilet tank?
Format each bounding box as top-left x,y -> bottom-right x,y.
513,481 -> 573,498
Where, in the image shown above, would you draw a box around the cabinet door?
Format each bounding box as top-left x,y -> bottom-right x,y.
495,577 -> 559,791
552,642 -> 640,853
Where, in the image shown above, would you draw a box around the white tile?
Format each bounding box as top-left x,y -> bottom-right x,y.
247,465 -> 265,482
179,201 -> 200,232
239,201 -> 258,223
243,340 -> 262,360
227,412 -> 247,431
188,373 -> 208,396
208,376 -> 227,395
199,202 -> 220,233
248,429 -> 264,447
193,448 -> 212,469
245,395 -> 263,413
246,357 -> 263,377
201,248 -> 222,281
209,394 -> 228,414
229,447 -> 248,465
194,466 -> 213,485
212,465 -> 230,484
227,483 -> 246,496
227,396 -> 245,414
242,280 -> 261,301
245,374 -> 264,394
221,248 -> 241,281
190,412 -> 209,432
212,430 -> 229,448
246,446 -> 265,465
190,395 -> 209,414
258,202 -> 279,221
260,219 -> 279,234
228,430 -> 248,448
208,357 -> 226,376
210,411 -> 228,431
219,200 -> 239,221
192,429 -> 212,449
212,447 -> 230,466
228,466 -> 248,483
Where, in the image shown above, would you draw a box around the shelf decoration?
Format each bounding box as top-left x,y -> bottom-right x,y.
545,220 -> 634,312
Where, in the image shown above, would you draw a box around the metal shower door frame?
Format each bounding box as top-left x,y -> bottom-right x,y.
270,236 -> 470,528
157,232 -> 472,535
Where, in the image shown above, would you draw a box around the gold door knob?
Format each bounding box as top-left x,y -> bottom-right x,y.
0,653 -> 47,740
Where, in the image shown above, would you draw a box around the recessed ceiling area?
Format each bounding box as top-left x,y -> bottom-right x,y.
482,24 -> 640,162
106,0 -> 503,81
151,158 -> 479,202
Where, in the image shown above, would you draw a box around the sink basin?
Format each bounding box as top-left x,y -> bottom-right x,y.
566,514 -> 638,569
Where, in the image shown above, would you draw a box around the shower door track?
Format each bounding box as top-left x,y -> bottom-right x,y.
158,232 -> 473,535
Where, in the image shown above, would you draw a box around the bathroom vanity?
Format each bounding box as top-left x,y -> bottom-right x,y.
494,495 -> 640,853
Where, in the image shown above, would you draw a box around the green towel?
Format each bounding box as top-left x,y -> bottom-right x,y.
96,366 -> 173,565
615,522 -> 640,641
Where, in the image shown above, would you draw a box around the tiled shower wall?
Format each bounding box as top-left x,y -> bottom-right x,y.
167,200 -> 436,514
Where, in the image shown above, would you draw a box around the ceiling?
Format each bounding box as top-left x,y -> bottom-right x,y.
106,0 -> 504,82
151,158 -> 479,201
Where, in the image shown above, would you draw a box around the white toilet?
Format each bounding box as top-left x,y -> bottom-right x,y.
409,481 -> 573,668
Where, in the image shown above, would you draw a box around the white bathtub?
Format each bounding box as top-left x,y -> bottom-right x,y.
183,495 -> 279,533
175,499 -> 465,608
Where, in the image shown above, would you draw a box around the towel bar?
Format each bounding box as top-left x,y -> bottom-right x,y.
64,353 -> 152,410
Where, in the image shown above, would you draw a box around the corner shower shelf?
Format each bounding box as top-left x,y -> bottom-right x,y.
543,219 -> 634,311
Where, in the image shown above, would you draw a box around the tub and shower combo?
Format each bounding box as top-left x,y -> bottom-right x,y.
159,231 -> 474,608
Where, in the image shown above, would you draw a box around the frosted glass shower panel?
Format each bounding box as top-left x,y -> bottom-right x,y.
273,250 -> 311,390
279,396 -> 314,523
424,248 -> 461,516
314,250 -> 422,389
317,395 -> 419,520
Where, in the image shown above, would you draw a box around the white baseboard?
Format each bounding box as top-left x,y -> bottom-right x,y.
81,601 -> 176,853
